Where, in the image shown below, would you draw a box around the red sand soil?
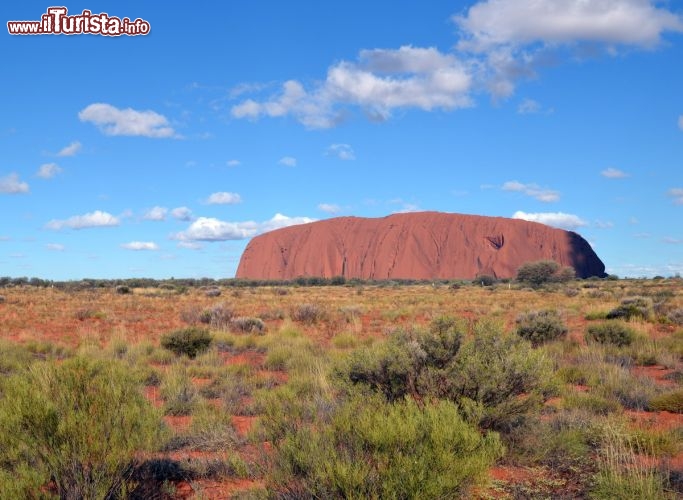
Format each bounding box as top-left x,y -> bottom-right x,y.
175,479 -> 263,499
624,410 -> 683,432
231,415 -> 257,437
236,212 -> 605,280
163,415 -> 192,433
221,351 -> 266,367
143,385 -> 164,408
632,365 -> 678,387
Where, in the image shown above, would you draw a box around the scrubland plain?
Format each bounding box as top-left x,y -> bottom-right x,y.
0,277 -> 681,498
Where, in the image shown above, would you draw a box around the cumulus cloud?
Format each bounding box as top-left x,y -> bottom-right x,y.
205,192 -> 242,205
46,210 -> 120,230
46,243 -> 65,251
171,206 -> 193,221
317,203 -> 341,214
502,180 -> 559,202
513,210 -> 587,230
143,206 -> 168,221
601,167 -> 629,179
36,163 -> 63,179
121,241 -> 159,251
173,213 -> 315,242
326,144 -> 356,160
454,0 -> 683,52
79,103 -> 176,138
278,156 -> 297,167
668,188 -> 683,205
0,173 -> 29,194
231,46 -> 473,128
57,141 -> 81,157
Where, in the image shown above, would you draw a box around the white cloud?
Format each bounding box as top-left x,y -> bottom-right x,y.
205,192 -> 242,205
513,211 -> 587,230
679,115 -> 683,130
226,159 -> 241,167
664,237 -> 683,245
171,206 -> 193,221
454,0 -> 683,52
231,46 -> 473,128
46,210 -> 120,230
601,167 -> 629,179
502,180 -> 559,202
121,241 -> 159,251
318,203 -> 341,214
517,98 -> 540,114
326,144 -> 356,160
594,220 -> 614,229
78,103 -> 176,138
177,241 -> 203,250
173,213 -> 315,242
0,173 -> 29,194
668,188 -> 683,205
57,141 -> 81,157
143,206 -> 168,221
36,163 -> 63,179
46,243 -> 65,251
278,156 -> 297,167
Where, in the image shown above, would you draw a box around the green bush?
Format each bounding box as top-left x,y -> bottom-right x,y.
271,394 -> 503,499
648,390 -> 683,413
0,357 -> 161,498
230,317 -> 266,334
516,309 -> 568,346
606,297 -> 653,321
516,260 -> 575,286
586,322 -> 635,347
161,327 -> 213,358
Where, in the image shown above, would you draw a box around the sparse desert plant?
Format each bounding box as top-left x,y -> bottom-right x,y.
0,357 -> 162,499
161,327 -> 213,358
203,302 -> 235,329
160,365 -> 198,416
666,308 -> 683,326
475,274 -> 496,286
271,394 -> 503,499
204,287 -> 221,297
231,316 -> 266,334
586,322 -> 636,347
606,296 -> 653,321
291,303 -> 326,324
516,309 -> 568,346
115,284 -> 131,294
516,260 -> 575,286
648,390 -> 683,413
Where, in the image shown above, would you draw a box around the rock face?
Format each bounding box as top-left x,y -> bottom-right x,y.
235,212 -> 606,280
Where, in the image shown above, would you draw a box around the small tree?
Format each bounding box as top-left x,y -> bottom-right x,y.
516,260 -> 575,286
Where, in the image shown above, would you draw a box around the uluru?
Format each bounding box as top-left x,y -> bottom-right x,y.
236,212 -> 606,280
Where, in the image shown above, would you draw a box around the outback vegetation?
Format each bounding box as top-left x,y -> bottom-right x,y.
0,263 -> 681,498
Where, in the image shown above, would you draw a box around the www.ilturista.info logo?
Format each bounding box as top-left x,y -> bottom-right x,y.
7,7 -> 150,36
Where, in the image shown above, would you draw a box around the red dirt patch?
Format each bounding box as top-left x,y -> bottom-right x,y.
221,350 -> 265,367
632,365 -> 677,387
232,415 -> 257,437
624,410 -> 683,432
164,415 -> 192,433
175,478 -> 263,499
143,385 -> 163,408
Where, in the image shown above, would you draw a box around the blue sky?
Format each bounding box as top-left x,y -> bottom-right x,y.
2,1 -> 682,280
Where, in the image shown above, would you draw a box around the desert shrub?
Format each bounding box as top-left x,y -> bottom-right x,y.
649,390 -> 683,413
666,308 -> 683,326
516,260 -> 575,286
230,317 -> 266,334
516,309 -> 568,346
586,322 -> 635,347
606,296 -> 653,321
204,287 -> 221,297
161,327 -> 213,358
475,274 -> 496,286
200,302 -> 234,330
160,366 -> 198,416
585,310 -> 609,320
0,357 -> 161,498
271,394 -> 503,499
115,284 -> 131,294
447,323 -> 554,432
291,303 -> 326,324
